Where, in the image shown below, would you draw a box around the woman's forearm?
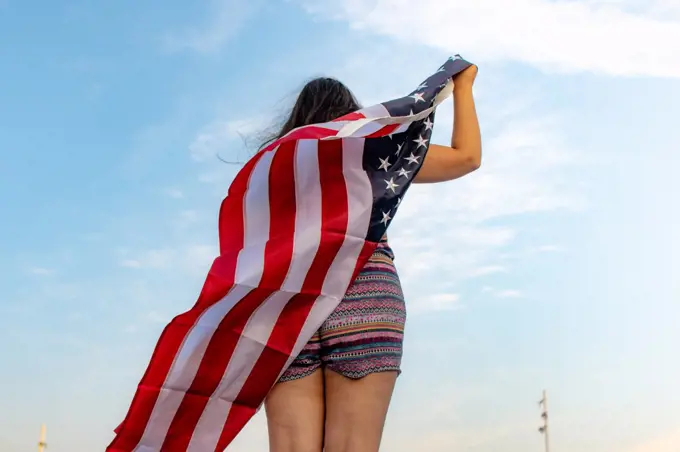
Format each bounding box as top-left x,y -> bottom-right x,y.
451,84 -> 482,167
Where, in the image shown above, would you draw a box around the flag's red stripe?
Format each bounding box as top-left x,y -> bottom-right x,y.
218,150 -> 266,257
106,153 -> 264,452
160,141 -> 299,451
366,123 -> 400,138
353,240 -> 378,283
215,139 -> 350,448
333,111 -> 366,122
261,126 -> 339,153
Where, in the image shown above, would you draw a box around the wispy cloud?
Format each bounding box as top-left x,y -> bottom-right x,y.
411,293 -> 463,314
162,0 -> 263,54
470,266 -> 508,277
176,209 -> 201,228
189,116 -> 268,162
27,266 -> 55,276
118,244 -> 215,276
531,245 -> 563,253
300,0 -> 680,77
483,287 -> 524,299
162,188 -> 185,199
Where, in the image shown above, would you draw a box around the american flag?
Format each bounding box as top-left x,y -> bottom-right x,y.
108,55 -> 473,452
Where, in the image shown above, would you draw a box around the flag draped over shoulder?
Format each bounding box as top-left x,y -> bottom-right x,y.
108,55 -> 473,452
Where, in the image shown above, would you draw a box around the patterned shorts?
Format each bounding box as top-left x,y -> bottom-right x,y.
278,240 -> 406,382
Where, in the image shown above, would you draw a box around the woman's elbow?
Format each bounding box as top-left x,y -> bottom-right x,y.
466,151 -> 482,172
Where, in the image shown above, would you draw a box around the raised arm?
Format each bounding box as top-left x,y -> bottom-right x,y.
414,65 -> 481,184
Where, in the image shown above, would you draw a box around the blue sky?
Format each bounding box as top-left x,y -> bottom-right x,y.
1,0 -> 680,451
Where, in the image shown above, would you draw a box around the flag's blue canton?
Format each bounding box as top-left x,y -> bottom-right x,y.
363,55 -> 473,243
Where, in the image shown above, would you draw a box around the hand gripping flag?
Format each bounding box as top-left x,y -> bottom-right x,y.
108,55 -> 474,452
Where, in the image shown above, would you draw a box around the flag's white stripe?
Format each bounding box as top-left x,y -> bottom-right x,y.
314,120 -> 350,132
359,103 -> 391,119
187,140 -> 325,450
352,121 -> 386,138
283,140 -> 323,293
132,152 -> 276,451
393,123 -> 410,135
281,137 -> 373,373
235,150 -> 275,286
136,445 -> 155,452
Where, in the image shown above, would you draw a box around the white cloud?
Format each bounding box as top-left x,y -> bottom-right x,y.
118,244 -> 215,275
495,289 -> 523,299
146,310 -> 170,324
119,248 -> 175,270
613,0 -> 680,19
120,259 -> 143,269
162,0 -> 262,54
28,266 -> 55,276
189,116 -> 267,162
471,265 -> 508,277
483,287 -> 524,299
301,0 -> 680,77
176,209 -> 201,228
411,293 -> 463,314
163,188 -> 184,199
532,245 -> 563,253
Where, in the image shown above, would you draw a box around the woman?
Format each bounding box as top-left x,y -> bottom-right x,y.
263,65 -> 481,452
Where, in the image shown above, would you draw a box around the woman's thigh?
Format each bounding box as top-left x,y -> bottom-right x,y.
320,245 -> 405,451
264,369 -> 325,452
323,369 -> 398,452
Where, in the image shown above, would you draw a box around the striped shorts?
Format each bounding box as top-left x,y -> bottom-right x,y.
278,240 -> 406,382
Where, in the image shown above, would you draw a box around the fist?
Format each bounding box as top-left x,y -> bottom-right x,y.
453,64 -> 478,86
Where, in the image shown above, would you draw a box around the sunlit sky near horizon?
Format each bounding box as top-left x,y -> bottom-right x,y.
1,0 -> 680,451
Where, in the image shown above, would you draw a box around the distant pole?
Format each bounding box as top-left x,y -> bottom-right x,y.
538,390 -> 550,452
38,424 -> 47,452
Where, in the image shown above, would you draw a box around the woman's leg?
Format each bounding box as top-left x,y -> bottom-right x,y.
264,369 -> 325,452
320,241 -> 405,452
323,369 -> 398,452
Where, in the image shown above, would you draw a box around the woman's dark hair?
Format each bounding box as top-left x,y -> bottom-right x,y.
259,77 -> 361,150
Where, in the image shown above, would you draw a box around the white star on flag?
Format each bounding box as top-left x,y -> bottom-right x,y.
424,117 -> 434,131
414,134 -> 429,148
397,168 -> 411,178
378,157 -> 391,171
380,210 -> 392,226
384,177 -> 399,193
410,92 -> 425,103
405,153 -> 420,165
394,143 -> 404,155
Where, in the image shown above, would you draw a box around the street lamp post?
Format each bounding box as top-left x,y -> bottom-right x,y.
538,390 -> 550,452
